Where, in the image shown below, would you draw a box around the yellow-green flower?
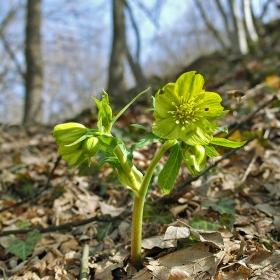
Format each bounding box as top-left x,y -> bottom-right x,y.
52,122 -> 89,168
152,71 -> 226,145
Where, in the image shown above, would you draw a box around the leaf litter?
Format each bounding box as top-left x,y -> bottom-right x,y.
1,68 -> 280,279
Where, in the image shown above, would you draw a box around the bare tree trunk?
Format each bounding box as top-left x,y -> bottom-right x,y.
232,0 -> 248,54
23,0 -> 43,125
243,0 -> 259,43
227,0 -> 243,54
107,0 -> 127,101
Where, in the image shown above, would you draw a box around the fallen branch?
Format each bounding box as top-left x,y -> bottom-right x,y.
80,244 -> 90,280
0,209 -> 132,237
226,95 -> 278,138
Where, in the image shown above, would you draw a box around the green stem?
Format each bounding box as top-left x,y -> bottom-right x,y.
114,145 -> 141,195
130,139 -> 176,270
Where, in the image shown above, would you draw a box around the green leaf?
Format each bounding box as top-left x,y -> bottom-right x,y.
158,143 -> 182,194
210,137 -> 246,148
220,213 -> 236,231
205,145 -> 220,160
130,124 -> 149,131
130,133 -> 161,152
15,220 -> 32,229
5,230 -> 42,260
218,126 -> 228,133
202,198 -> 236,215
112,88 -> 150,124
96,221 -> 111,241
190,214 -> 221,231
98,154 -> 120,169
98,135 -> 122,154
64,133 -> 92,147
143,204 -> 173,224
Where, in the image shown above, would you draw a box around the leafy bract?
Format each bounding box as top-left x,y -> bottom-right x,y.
93,91 -> 113,133
210,137 -> 246,148
130,133 -> 161,152
158,143 -> 182,194
98,135 -> 122,154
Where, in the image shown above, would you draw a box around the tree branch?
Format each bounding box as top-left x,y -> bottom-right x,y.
0,209 -> 132,236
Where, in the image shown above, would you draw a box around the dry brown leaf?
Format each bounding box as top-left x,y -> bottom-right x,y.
142,235 -> 176,250
60,238 -> 79,254
99,201 -> 126,217
163,226 -> 190,241
149,243 -> 225,278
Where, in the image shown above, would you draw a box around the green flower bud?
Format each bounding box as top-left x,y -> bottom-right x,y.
52,122 -> 89,168
183,144 -> 206,176
82,137 -> 101,157
52,122 -> 88,145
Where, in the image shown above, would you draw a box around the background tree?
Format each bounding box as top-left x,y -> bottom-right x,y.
23,0 -> 43,125
107,0 -> 148,104
0,0 -> 278,124
107,0 -> 127,102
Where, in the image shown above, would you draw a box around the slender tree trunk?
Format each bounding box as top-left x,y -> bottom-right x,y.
243,0 -> 259,43
107,0 -> 127,101
23,0 -> 43,126
23,0 -> 43,125
232,0 -> 248,54
227,0 -> 244,54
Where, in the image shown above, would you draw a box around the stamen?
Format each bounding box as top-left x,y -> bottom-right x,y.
168,94 -> 204,125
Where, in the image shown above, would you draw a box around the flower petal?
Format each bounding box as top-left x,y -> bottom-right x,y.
152,117 -> 182,140
181,119 -> 213,145
61,149 -> 83,165
154,83 -> 179,119
196,92 -> 224,119
175,71 -> 205,101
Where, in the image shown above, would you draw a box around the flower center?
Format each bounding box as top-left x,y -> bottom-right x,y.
168,96 -> 203,125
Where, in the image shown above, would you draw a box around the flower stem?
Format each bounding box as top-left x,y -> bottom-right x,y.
130,139 -> 176,270
114,145 -> 141,195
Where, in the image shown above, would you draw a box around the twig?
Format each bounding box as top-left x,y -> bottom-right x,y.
80,244 -> 90,280
241,154 -> 257,182
226,95 -> 278,138
45,156 -> 61,188
0,156 -> 61,214
0,209 -> 132,237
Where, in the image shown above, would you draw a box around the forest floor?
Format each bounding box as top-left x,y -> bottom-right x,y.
1,50 -> 280,279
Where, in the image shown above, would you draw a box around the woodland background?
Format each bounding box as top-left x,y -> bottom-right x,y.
1,0 -> 280,279
0,0 -> 279,125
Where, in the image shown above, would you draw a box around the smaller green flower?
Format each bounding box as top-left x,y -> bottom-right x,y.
183,144 -> 206,176
52,122 -> 89,168
152,71 -> 226,146
82,137 -> 101,157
